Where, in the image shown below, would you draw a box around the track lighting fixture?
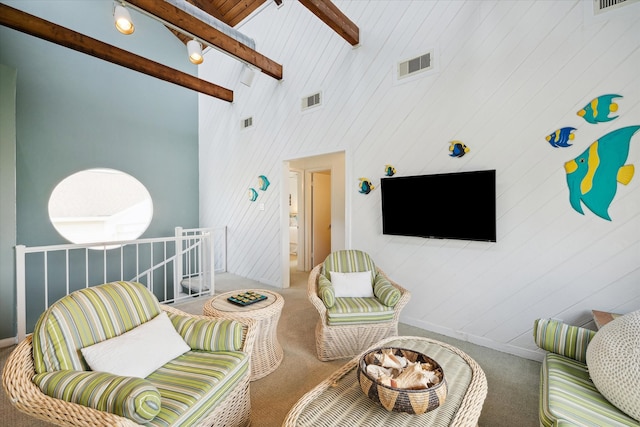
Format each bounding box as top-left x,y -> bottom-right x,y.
240,64 -> 259,87
187,39 -> 204,65
113,3 -> 135,35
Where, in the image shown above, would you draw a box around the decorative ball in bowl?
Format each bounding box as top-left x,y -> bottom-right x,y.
357,347 -> 447,415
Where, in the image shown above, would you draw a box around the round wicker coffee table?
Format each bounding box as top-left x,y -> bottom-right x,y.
203,289 -> 284,380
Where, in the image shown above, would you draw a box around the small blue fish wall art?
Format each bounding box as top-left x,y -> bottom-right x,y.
449,141 -> 469,158
564,125 -> 638,221
546,127 -> 576,148
358,178 -> 375,195
384,165 -> 396,176
248,188 -> 259,202
258,175 -> 270,191
577,94 -> 622,124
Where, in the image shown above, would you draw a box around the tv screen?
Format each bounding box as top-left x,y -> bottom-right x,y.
380,170 -> 496,242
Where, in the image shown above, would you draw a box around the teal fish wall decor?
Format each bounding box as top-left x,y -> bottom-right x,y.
564,125 -> 638,221
258,175 -> 270,191
449,141 -> 469,157
358,178 -> 375,194
248,188 -> 258,202
384,165 -> 396,176
546,127 -> 576,148
577,94 -> 622,124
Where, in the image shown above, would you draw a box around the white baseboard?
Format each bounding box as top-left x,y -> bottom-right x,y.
0,336 -> 17,349
401,316 -> 545,362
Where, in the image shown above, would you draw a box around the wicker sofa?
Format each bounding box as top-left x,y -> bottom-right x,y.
2,281 -> 257,427
533,318 -> 639,427
308,250 -> 411,361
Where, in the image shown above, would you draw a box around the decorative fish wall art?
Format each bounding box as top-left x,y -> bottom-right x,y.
449,141 -> 469,158
577,94 -> 622,124
546,127 -> 576,148
358,178 -> 375,194
564,125 -> 639,221
258,175 -> 270,191
248,188 -> 259,202
384,165 -> 396,176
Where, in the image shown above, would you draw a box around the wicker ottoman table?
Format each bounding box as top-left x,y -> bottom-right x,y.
203,289 -> 284,380
283,336 -> 488,427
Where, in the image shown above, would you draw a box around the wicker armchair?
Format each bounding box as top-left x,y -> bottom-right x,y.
2,281 -> 257,427
308,250 -> 411,361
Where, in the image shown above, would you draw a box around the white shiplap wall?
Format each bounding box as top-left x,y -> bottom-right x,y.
199,0 -> 640,360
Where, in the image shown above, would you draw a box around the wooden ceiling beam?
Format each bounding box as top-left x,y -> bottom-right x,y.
299,0 -> 359,46
0,4 -> 233,102
125,0 -> 283,80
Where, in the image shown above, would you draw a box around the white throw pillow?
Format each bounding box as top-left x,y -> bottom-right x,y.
81,311 -> 190,378
586,309 -> 640,422
330,271 -> 374,298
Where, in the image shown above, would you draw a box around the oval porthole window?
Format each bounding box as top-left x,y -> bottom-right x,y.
48,168 -> 153,246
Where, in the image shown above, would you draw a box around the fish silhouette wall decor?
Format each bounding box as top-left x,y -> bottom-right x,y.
384,165 -> 396,176
564,125 -> 638,221
258,175 -> 270,191
449,141 -> 469,157
358,178 -> 375,194
577,94 -> 622,124
248,188 -> 259,202
546,127 -> 576,148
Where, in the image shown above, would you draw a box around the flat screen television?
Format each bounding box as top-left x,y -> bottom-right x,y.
380,170 -> 496,242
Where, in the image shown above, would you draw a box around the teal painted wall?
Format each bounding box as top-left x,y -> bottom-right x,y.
0,1 -> 200,340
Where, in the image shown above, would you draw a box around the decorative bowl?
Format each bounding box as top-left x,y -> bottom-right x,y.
357,347 -> 447,415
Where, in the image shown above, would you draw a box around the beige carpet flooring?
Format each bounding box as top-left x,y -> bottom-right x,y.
1,267 -> 540,426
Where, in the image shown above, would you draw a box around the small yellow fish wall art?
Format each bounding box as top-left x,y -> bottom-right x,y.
546,127 -> 576,148
449,141 -> 469,158
564,125 -> 638,221
577,94 -> 622,124
384,165 -> 396,176
358,178 -> 375,194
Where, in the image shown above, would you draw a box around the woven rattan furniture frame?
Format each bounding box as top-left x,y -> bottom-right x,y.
308,264 -> 411,361
2,305 -> 257,427
283,336 -> 488,427
203,289 -> 284,380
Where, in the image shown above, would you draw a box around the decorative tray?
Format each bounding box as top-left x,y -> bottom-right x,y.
227,291 -> 267,306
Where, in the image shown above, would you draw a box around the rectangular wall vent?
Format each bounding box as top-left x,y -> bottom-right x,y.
398,52 -> 432,79
302,92 -> 322,110
594,0 -> 639,14
241,116 -> 253,129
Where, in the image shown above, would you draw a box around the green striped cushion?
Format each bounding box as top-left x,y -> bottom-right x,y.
540,353 -> 639,427
533,318 -> 595,363
33,370 -> 161,423
327,297 -> 395,325
146,350 -> 248,427
322,250 -> 377,279
318,274 -> 336,308
168,313 -> 244,351
373,275 -> 401,307
33,281 -> 162,374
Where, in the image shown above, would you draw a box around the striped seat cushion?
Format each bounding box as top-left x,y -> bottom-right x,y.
146,350 -> 249,427
326,297 -> 395,325
540,353 -> 639,427
32,281 -> 162,374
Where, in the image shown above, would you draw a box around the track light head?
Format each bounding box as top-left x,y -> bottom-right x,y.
114,4 -> 134,35
187,39 -> 204,65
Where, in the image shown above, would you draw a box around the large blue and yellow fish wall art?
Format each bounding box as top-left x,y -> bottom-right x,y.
358,178 -> 375,195
384,165 -> 396,176
564,125 -> 639,221
248,188 -> 259,202
577,94 -> 622,124
449,141 -> 469,158
546,127 -> 576,148
258,175 -> 270,191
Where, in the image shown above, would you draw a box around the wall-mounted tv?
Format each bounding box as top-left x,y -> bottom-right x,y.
380,170 -> 496,242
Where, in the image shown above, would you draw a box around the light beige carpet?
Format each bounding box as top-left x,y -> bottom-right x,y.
1,269 -> 540,426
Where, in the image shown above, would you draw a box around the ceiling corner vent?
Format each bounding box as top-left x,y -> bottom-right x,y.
594,0 -> 639,14
241,116 -> 253,129
301,92 -> 322,111
397,51 -> 433,80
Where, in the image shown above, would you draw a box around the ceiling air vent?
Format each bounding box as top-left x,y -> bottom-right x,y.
594,0 -> 639,14
398,52 -> 432,80
301,92 -> 322,111
241,116 -> 253,130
